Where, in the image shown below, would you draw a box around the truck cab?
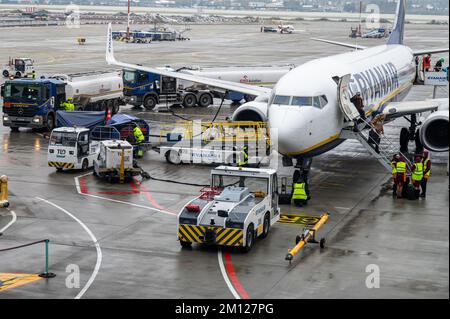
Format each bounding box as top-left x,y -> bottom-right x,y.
122,68 -> 213,110
2,58 -> 34,78
48,127 -> 99,171
1,78 -> 66,131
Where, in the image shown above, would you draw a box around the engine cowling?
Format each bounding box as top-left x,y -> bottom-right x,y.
231,101 -> 268,122
420,110 -> 449,152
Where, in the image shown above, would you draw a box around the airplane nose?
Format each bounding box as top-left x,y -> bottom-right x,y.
268,107 -> 309,155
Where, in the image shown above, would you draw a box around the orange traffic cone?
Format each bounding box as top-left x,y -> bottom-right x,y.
105,107 -> 112,122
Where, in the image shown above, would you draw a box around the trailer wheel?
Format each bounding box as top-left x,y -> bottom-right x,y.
180,240 -> 192,248
198,93 -> 213,107
2,70 -> 9,78
182,93 -> 197,108
260,213 -> 270,239
46,114 -> 55,132
143,95 -> 157,110
243,224 -> 254,253
166,150 -> 181,165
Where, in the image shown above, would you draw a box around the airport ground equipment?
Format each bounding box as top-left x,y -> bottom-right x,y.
93,140 -> 142,183
285,213 -> 329,263
77,37 -> 86,45
157,121 -> 271,165
2,57 -> 34,78
1,70 -> 124,131
261,26 -> 278,33
177,166 -> 280,252
47,126 -> 120,171
0,175 -> 9,208
122,65 -> 292,109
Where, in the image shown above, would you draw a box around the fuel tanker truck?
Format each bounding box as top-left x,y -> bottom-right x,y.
122,65 -> 294,110
1,70 -> 124,131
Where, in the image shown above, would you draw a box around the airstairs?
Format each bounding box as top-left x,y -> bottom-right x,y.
337,74 -> 412,172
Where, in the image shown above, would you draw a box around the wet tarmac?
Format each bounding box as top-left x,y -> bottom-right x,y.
0,22 -> 448,299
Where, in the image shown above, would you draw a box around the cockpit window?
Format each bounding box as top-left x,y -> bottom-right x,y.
292,96 -> 312,106
273,95 -> 291,105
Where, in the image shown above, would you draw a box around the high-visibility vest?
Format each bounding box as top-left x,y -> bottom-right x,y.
396,161 -> 407,174
391,161 -> 397,175
134,127 -> 145,143
292,183 -> 308,200
238,148 -> 249,167
412,162 -> 424,181
423,158 -> 431,178
62,102 -> 74,112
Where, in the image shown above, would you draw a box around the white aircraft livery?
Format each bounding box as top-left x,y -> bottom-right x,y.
106,0 -> 449,178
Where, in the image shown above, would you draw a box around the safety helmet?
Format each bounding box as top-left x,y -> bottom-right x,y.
439,58 -> 445,63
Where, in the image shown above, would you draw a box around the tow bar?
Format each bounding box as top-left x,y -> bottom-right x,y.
285,213 -> 329,263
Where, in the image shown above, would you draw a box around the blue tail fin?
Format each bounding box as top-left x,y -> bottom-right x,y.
388,0 -> 406,45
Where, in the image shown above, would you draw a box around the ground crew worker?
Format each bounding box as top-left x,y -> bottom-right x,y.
421,151 -> 431,198
133,123 -> 145,158
31,70 -> 36,79
423,54 -> 431,72
395,156 -> 408,199
61,98 -> 75,112
411,156 -> 424,198
238,145 -> 249,167
292,178 -> 310,207
391,154 -> 399,197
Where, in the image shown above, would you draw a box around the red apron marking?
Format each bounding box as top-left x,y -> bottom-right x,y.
224,251 -> 250,299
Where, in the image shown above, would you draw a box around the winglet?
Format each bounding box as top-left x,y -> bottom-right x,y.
106,23 -> 117,65
387,0 -> 406,45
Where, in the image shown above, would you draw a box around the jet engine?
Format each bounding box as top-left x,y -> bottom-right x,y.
231,101 -> 268,122
420,110 -> 449,152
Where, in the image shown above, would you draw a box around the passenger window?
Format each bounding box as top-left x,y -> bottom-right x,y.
273,95 -> 291,105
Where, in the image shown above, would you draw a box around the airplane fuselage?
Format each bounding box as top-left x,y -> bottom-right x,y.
268,44 -> 416,158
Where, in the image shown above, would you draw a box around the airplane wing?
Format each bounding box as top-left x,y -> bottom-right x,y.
381,99 -> 446,119
105,24 -> 271,97
413,48 -> 449,56
310,38 -> 367,50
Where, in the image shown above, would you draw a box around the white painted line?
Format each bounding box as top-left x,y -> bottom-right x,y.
217,249 -> 240,299
74,174 -> 175,216
36,197 -> 102,300
0,209 -> 17,234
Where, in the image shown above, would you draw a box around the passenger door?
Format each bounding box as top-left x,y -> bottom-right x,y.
337,74 -> 361,121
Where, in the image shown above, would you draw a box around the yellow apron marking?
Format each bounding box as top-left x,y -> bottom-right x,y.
0,273 -> 43,292
278,214 -> 321,226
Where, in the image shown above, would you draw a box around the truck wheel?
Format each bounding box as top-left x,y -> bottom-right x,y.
15,72 -> 22,78
243,224 -> 254,253
260,213 -> 270,239
46,114 -> 55,132
2,70 -> 9,77
166,150 -> 181,165
144,95 -> 157,110
82,159 -> 89,171
180,241 -> 192,248
112,99 -> 120,114
10,127 -> 19,132
198,93 -> 213,107
182,93 -> 197,108
56,167 -> 63,172
244,94 -> 255,102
